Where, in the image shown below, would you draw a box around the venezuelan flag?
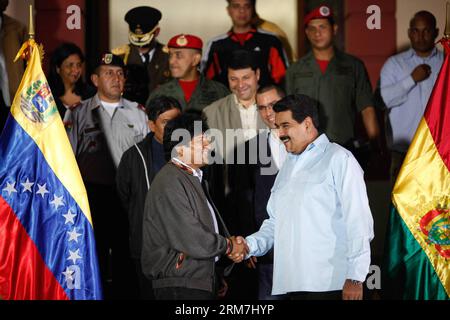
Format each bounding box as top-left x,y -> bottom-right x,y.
0,40 -> 102,299
384,38 -> 450,300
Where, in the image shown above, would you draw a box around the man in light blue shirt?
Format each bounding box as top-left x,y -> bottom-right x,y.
380,11 -> 443,181
230,94 -> 374,300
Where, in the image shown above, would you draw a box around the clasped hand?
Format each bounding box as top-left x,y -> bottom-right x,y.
227,236 -> 249,263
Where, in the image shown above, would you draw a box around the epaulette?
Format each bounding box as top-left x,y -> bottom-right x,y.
162,45 -> 169,54
112,44 -> 131,64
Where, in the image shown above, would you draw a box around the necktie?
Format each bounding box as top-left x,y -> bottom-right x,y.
143,51 -> 150,65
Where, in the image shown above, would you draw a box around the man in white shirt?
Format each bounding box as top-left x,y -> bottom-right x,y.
379,11 -> 443,183
231,94 -> 374,300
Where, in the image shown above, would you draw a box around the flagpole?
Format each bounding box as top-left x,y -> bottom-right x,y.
445,2 -> 450,38
29,4 -> 34,40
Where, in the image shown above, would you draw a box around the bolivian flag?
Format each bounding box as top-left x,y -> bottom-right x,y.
0,40 -> 102,299
384,38 -> 450,300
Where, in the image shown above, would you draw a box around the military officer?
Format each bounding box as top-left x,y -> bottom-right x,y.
67,52 -> 148,298
112,6 -> 171,105
147,34 -> 229,112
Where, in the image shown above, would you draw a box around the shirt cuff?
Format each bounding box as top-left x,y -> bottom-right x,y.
244,236 -> 257,259
346,236 -> 372,282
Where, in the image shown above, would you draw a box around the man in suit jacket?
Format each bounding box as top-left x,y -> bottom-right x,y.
116,96 -> 182,299
203,49 -> 266,299
0,0 -> 27,130
141,112 -> 245,300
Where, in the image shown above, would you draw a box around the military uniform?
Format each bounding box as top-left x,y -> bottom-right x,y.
147,74 -> 229,112
68,94 -> 149,179
286,49 -> 374,146
112,6 -> 171,105
113,42 -> 171,105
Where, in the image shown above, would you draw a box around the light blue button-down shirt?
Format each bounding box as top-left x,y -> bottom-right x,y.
380,47 -> 444,152
245,134 -> 374,295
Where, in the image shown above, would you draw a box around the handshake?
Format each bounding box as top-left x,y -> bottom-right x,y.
226,236 -> 256,268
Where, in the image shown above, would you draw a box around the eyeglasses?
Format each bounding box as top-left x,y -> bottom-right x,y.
257,102 -> 276,112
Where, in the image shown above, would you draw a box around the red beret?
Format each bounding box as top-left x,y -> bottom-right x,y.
168,34 -> 203,50
304,5 -> 333,26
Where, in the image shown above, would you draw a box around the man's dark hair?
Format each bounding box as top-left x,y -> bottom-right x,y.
226,0 -> 256,6
256,84 -> 286,99
410,10 -> 437,29
146,96 -> 182,122
163,112 -> 209,161
227,49 -> 259,72
273,94 -> 320,129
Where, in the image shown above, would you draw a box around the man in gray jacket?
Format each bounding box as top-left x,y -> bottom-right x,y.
141,113 -> 244,300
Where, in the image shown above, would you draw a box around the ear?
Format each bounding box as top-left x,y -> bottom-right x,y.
333,24 -> 338,36
56,67 -> 61,75
193,51 -> 202,67
91,73 -> 99,88
175,145 -> 184,158
434,28 -> 439,39
304,116 -> 314,131
256,68 -> 261,82
226,4 -> 232,18
154,27 -> 161,38
407,28 -> 413,39
148,120 -> 156,132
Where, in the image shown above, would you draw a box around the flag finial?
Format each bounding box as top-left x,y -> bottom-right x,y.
29,5 -> 34,39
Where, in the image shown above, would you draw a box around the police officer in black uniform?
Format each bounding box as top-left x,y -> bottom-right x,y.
112,6 -> 171,105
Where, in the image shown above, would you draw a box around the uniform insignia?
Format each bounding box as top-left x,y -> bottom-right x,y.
127,124 -> 135,129
135,24 -> 143,35
176,35 -> 188,47
104,54 -> 113,65
320,6 -> 331,16
162,45 -> 169,54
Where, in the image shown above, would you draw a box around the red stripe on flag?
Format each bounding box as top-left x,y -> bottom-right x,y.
424,49 -> 450,171
0,196 -> 69,300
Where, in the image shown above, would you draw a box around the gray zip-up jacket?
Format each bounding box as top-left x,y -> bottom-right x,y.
141,162 -> 229,293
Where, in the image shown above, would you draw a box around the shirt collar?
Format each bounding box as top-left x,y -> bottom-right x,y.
289,133 -> 329,159
233,94 -> 257,111
406,47 -> 439,60
91,94 -> 125,110
171,157 -> 203,181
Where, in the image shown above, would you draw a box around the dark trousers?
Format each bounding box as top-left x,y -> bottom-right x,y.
257,264 -> 287,300
85,183 -> 138,300
154,287 -> 215,300
289,290 -> 342,300
133,258 -> 155,300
